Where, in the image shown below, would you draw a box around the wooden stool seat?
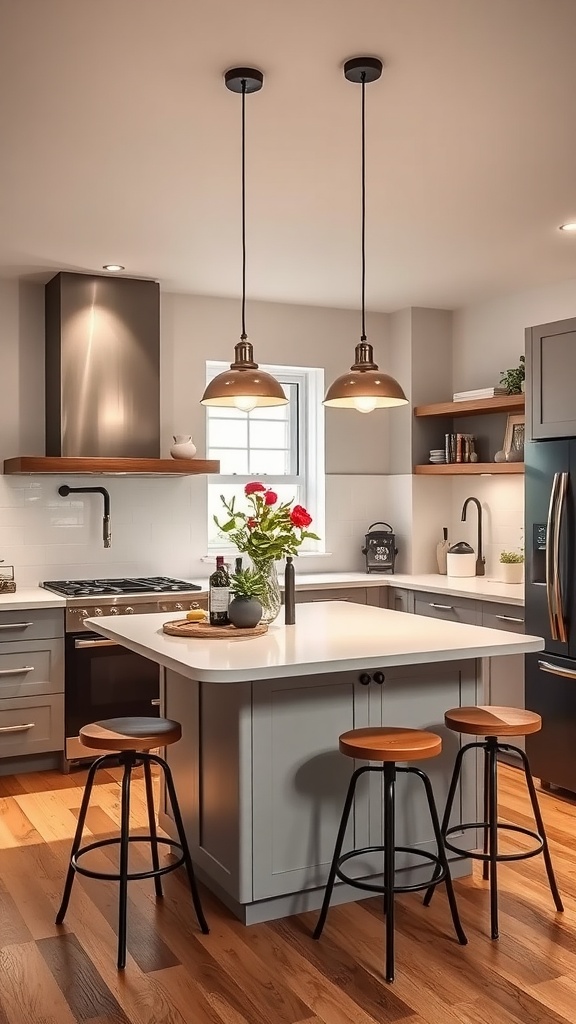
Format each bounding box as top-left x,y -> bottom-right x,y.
80,716 -> 182,752
445,706 -> 541,738
339,726 -> 442,762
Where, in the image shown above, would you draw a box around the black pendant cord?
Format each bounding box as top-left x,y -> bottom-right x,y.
241,79 -> 247,341
360,71 -> 367,343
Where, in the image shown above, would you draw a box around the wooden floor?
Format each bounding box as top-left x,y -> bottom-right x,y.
0,763 -> 574,1024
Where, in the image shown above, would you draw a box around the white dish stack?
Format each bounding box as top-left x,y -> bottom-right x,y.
429,449 -> 446,464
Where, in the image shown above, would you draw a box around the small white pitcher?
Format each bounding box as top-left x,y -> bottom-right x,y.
170,435 -> 197,460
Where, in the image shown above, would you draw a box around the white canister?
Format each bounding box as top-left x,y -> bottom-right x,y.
446,542 -> 476,578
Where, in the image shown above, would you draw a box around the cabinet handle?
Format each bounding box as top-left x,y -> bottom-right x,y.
150,698 -> 161,706
495,615 -> 524,624
429,603 -> 453,610
358,673 -> 371,686
0,666 -> 34,677
74,638 -> 118,649
538,659 -> 576,680
0,622 -> 33,630
373,672 -> 385,685
0,722 -> 34,734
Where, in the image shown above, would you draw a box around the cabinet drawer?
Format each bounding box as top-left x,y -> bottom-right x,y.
0,693 -> 64,757
0,639 -> 64,698
481,603 -> 525,634
414,591 -> 480,625
295,588 -> 368,605
0,608 -> 64,642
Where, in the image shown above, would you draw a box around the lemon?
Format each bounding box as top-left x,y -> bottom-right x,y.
186,608 -> 207,622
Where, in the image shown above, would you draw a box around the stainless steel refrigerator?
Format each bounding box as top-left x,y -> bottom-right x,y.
525,438 -> 576,792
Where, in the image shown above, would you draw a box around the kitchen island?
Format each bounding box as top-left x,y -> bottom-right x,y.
85,602 -> 544,925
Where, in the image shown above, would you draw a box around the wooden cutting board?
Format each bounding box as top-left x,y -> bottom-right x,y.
163,619 -> 268,639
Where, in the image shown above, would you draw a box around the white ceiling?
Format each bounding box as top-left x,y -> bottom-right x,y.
1,0 -> 576,312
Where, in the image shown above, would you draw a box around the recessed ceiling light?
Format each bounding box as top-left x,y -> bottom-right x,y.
559,223 -> 576,232
102,264 -> 125,271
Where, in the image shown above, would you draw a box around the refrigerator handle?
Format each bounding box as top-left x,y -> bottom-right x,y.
546,472 -> 560,639
538,659 -> 576,680
553,472 -> 569,644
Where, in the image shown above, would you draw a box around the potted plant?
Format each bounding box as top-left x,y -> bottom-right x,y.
499,550 -> 524,584
499,355 -> 525,395
228,568 -> 267,628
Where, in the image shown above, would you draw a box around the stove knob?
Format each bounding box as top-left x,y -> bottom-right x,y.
124,606 -> 134,615
175,603 -> 184,611
94,608 -> 103,616
80,609 -> 89,620
110,607 -> 119,615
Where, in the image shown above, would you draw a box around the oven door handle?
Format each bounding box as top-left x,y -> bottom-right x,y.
74,638 -> 119,649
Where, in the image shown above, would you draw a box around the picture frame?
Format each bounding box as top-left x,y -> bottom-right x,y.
503,413 -> 525,456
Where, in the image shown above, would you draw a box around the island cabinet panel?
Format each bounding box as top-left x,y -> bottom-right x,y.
385,587 -> 414,613
251,673 -> 371,901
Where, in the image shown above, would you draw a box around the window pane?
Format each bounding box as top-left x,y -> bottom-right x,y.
249,420 -> 289,449
208,407 -> 248,420
249,450 -> 291,475
211,449 -> 249,474
209,418 -> 248,449
249,404 -> 289,421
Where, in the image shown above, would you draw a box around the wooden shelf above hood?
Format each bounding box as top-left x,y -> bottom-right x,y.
3,457 -> 220,476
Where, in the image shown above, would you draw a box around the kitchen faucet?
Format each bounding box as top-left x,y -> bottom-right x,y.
58,485 -> 111,548
461,496 -> 485,576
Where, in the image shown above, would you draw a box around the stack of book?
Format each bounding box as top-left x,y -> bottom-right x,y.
444,433 -> 477,464
452,387 -> 508,402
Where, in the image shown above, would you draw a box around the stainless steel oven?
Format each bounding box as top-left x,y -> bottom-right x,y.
64,630 -> 160,761
41,577 -> 206,766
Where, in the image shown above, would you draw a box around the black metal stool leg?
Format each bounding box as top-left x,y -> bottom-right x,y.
515,746 -> 564,913
117,755 -> 133,969
424,742 -> 475,906
415,767 -> 467,946
143,758 -> 163,899
156,754 -> 209,934
313,766 -> 366,940
56,754 -> 109,925
486,738 -> 499,940
482,744 -> 490,881
383,763 -> 396,983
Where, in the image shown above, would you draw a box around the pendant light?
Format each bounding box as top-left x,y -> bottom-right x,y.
201,68 -> 288,412
324,57 -> 407,413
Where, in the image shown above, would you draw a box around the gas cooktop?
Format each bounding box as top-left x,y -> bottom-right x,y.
41,576 -> 202,597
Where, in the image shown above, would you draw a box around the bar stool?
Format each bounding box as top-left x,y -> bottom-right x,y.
424,706 -> 563,939
56,717 -> 209,969
313,726 -> 467,983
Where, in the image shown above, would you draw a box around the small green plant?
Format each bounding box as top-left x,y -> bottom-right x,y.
499,550 -> 524,564
499,355 -> 525,394
230,568 -> 267,600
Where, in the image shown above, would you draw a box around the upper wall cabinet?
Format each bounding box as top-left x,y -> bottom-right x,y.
527,317 -> 576,440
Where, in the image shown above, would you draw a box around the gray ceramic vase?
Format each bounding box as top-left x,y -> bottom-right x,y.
228,596 -> 262,629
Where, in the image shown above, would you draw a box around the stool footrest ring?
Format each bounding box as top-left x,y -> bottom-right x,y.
71,835 -> 185,882
444,822 -> 544,863
336,845 -> 447,895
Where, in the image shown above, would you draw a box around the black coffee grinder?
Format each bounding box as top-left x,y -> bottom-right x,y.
362,522 -> 398,573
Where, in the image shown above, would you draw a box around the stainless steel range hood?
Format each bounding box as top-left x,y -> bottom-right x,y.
4,272 -> 218,476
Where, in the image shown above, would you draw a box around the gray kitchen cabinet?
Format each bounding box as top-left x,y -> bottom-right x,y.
385,587 -> 414,613
414,591 -> 481,625
295,587 -> 372,605
527,317 -> 576,440
0,608 -> 64,767
481,602 -> 525,753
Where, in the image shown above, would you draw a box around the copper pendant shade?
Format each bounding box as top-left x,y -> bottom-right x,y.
324,58 -> 407,414
201,69 -> 288,412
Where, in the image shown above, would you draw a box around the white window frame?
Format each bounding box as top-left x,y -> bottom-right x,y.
205,361 -> 325,554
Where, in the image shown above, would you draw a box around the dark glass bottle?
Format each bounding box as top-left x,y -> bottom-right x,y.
209,555 -> 231,625
284,556 -> 296,625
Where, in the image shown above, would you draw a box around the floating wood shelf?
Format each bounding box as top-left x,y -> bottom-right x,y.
414,463 -> 524,475
414,394 -> 525,418
3,457 -> 220,476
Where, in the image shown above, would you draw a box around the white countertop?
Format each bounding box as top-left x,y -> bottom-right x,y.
186,571 -> 524,606
85,602 -> 543,684
0,587 -> 66,611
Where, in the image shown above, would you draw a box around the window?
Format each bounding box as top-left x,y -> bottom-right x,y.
206,362 -> 325,552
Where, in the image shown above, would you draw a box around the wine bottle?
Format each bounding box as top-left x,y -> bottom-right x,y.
209,555 -> 231,625
284,556 -> 296,625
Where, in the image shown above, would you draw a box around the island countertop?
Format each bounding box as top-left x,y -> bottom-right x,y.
85,602 -> 544,684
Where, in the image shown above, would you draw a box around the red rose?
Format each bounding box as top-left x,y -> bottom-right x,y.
264,490 -> 278,506
290,505 -> 312,529
245,482 -> 266,495
247,518 -> 258,529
